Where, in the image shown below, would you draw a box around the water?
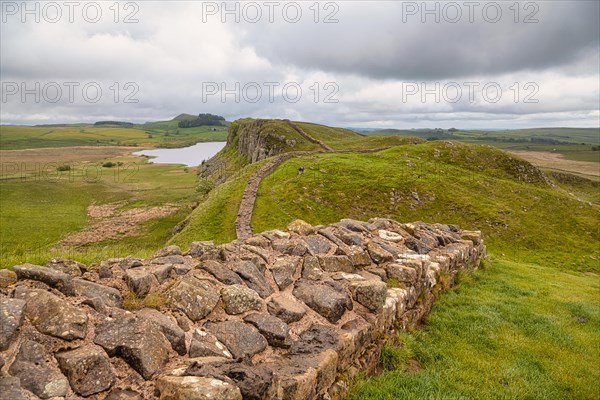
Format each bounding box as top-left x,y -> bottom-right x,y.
133,142 -> 226,167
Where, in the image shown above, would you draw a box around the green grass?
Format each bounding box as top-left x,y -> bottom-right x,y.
366,127 -> 600,147
170,160 -> 266,247
0,122 -> 228,150
348,259 -> 600,400
0,156 -> 199,268
253,141 -> 598,272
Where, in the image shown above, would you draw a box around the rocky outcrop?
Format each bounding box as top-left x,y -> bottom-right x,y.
0,218 -> 485,399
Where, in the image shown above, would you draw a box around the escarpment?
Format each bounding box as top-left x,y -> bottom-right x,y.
0,218 -> 485,399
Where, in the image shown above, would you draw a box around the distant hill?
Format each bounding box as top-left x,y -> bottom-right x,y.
94,121 -> 134,127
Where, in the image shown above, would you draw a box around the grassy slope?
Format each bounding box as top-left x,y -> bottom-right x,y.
253,142 -> 598,271
349,259 -> 600,400
0,152 -> 199,267
363,127 -> 600,163
169,160 -> 266,247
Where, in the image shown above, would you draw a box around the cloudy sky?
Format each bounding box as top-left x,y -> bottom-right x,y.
1,0 -> 598,128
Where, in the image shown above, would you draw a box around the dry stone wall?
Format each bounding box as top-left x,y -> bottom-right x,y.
0,218 -> 485,400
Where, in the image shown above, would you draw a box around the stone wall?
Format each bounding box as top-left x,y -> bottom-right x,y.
0,218 -> 485,400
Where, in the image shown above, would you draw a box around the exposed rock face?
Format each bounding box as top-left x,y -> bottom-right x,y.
167,277 -> 219,321
267,295 -> 307,323
94,317 -> 170,379
23,290 -> 88,340
156,376 -> 242,400
205,321 -> 268,359
9,340 -> 70,398
221,284 -> 262,315
0,218 -> 485,399
0,297 -> 25,350
293,280 -> 353,323
55,345 -> 116,396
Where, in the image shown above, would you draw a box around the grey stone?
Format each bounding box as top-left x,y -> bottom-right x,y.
94,316 -> 170,379
156,376 -> 242,400
188,240 -> 216,257
293,280 -> 353,323
267,296 -> 306,323
221,284 -> 262,315
367,241 -> 394,264
24,290 -> 88,340
302,256 -> 323,280
290,324 -> 339,355
55,345 -> 115,396
125,268 -> 157,296
167,278 -> 219,321
9,340 -> 70,399
344,246 -> 372,267
154,245 -> 182,258
244,313 -> 290,348
206,321 -> 267,359
152,255 -> 185,265
461,230 -> 482,245
99,261 -> 113,278
189,328 -> 232,358
0,376 -> 30,400
350,280 -> 388,311
174,264 -> 192,275
370,268 -> 387,280
12,263 -> 74,295
302,235 -> 334,255
73,278 -> 123,308
244,235 -> 270,248
0,269 -> 18,287
45,257 -> 85,277
404,236 -> 432,254
0,296 -> 26,350
231,261 -> 273,299
317,255 -> 354,273
242,244 -> 270,265
337,219 -> 369,233
287,219 -> 315,236
386,263 -> 418,284
119,256 -> 143,270
336,230 -> 366,247
137,308 -> 187,355
202,260 -> 243,285
270,258 -> 298,290
272,239 -> 308,256
149,263 -> 174,283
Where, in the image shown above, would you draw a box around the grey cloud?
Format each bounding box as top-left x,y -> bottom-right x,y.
239,1 -> 599,80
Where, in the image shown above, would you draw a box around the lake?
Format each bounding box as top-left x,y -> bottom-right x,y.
133,142 -> 226,167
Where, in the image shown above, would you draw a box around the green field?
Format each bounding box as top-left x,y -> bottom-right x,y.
0,150 -> 199,268
0,114 -> 229,150
363,127 -> 600,163
348,258 -> 600,400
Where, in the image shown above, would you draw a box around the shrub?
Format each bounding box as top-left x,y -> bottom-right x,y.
56,164 -> 71,171
196,178 -> 216,196
102,161 -> 117,168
